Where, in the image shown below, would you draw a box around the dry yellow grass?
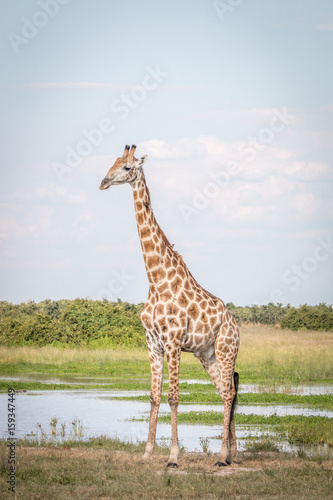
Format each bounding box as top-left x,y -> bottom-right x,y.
1,443 -> 332,500
0,325 -> 332,382
236,325 -> 333,382
0,345 -> 148,365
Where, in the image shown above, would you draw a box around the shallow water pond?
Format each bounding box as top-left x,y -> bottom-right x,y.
0,389 -> 332,455
1,375 -> 332,395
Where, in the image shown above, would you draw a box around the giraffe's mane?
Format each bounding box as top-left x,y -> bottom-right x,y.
142,168 -> 176,253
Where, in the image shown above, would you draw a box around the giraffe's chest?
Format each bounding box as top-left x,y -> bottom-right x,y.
141,293 -> 223,348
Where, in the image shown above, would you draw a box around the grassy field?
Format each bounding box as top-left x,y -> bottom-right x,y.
0,325 -> 332,498
0,325 -> 332,384
0,439 -> 332,499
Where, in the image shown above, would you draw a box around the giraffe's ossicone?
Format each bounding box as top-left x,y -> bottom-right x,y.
100,145 -> 240,467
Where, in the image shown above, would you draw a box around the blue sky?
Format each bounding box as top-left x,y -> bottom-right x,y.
0,0 -> 332,306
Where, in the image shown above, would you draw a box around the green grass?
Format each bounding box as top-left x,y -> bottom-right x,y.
244,435 -> 280,452
138,411 -> 327,427
118,391 -> 333,410
136,411 -> 333,447
1,325 -> 332,384
0,380 -> 152,392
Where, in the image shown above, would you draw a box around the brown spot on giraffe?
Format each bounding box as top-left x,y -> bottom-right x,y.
178,266 -> 186,279
188,302 -> 199,320
147,255 -> 160,268
141,226 -> 151,239
160,290 -> 172,301
158,282 -> 169,293
166,303 -> 179,316
178,292 -> 189,308
143,239 -> 155,253
165,256 -> 172,269
156,304 -> 164,316
168,317 -> 180,328
185,290 -> 195,300
167,268 -> 177,280
151,267 -> 166,282
170,276 -> 182,294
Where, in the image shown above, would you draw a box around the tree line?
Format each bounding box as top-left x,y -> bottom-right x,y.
0,299 -> 332,348
226,302 -> 333,332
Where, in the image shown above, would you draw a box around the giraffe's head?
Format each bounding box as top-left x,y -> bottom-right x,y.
99,144 -> 147,190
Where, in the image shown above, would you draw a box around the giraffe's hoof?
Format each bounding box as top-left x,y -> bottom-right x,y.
214,460 -> 229,467
166,462 -> 179,468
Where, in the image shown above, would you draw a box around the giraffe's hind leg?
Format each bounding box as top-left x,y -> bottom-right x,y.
228,372 -> 239,461
196,346 -> 236,465
214,319 -> 239,465
195,346 -> 237,466
196,322 -> 239,465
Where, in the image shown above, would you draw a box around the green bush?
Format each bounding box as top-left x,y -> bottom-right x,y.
0,299 -> 146,348
226,302 -> 290,326
281,303 -> 333,331
0,299 -> 332,348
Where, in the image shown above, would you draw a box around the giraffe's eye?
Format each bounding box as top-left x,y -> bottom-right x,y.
123,166 -> 131,171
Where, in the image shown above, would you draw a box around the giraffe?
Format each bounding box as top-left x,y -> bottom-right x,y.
100,144 -> 240,468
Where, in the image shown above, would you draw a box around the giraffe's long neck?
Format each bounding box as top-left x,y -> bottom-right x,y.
131,169 -> 176,286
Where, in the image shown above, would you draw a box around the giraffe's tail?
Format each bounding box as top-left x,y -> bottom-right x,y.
230,371 -> 239,426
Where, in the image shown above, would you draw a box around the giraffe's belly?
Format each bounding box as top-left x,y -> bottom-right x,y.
181,329 -> 217,353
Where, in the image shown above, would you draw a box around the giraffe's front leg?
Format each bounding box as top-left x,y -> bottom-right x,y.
165,343 -> 181,468
142,344 -> 164,461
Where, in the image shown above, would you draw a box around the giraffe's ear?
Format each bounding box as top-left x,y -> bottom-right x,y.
138,155 -> 148,167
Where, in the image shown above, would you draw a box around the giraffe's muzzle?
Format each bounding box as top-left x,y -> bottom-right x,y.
100,177 -> 112,190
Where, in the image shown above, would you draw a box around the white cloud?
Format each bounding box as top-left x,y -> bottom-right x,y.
315,22 -> 333,31
12,82 -> 140,91
36,185 -> 87,204
138,124 -> 332,237
70,209 -> 99,242
140,138 -> 207,160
